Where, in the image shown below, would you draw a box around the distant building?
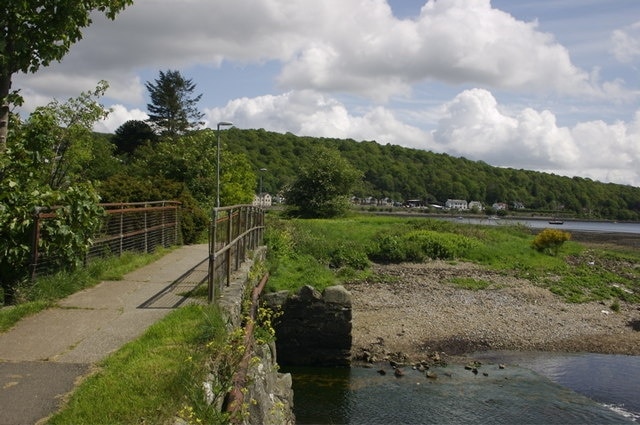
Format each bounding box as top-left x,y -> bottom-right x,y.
253,193 -> 272,207
468,201 -> 484,211
492,202 -> 508,210
445,199 -> 468,210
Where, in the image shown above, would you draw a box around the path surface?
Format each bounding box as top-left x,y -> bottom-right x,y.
0,244 -> 209,425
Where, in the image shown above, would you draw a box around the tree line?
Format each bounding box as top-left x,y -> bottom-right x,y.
224,128 -> 640,221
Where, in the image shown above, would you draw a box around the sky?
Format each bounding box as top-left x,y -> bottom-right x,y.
13,0 -> 640,187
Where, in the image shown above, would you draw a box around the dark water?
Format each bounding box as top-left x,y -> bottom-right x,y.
286,352 -> 639,424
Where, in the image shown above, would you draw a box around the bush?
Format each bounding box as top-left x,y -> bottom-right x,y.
369,230 -> 478,263
532,228 -> 571,256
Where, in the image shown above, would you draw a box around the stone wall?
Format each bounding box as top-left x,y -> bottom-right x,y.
263,285 -> 352,366
213,247 -> 295,425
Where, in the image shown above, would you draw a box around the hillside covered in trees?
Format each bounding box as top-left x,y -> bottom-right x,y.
224,128 -> 640,220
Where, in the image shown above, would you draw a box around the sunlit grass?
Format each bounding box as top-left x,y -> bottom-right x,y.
265,214 -> 640,304
48,304 -> 227,425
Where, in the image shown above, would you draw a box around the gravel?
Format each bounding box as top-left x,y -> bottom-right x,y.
347,261 -> 640,364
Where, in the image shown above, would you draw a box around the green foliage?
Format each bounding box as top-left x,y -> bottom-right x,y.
448,277 -> 492,290
532,228 -> 572,256
48,304 -> 228,425
145,69 -> 204,140
370,229 -> 479,262
0,0 -> 132,149
226,129 -> 640,220
285,146 -> 362,218
98,174 -> 208,244
264,215 -> 640,306
1,84 -> 110,304
111,120 -> 157,156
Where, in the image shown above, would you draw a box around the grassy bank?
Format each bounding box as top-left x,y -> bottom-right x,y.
47,303 -> 231,425
265,214 -> 640,305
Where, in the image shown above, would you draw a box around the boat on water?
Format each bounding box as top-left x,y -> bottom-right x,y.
548,219 -> 564,225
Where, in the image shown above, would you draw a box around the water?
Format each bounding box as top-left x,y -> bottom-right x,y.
445,216 -> 640,234
287,352 -> 639,424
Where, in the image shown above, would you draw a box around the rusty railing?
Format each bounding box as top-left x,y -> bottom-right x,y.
31,201 -> 181,278
208,205 -> 265,303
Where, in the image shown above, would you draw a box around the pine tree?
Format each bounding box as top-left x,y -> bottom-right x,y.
145,70 -> 204,140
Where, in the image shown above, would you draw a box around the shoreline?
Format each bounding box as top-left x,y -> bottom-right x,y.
347,260 -> 640,366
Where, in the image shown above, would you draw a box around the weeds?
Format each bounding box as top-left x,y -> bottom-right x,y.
264,214 -> 640,305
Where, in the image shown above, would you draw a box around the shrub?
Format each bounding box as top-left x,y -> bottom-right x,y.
532,228 -> 571,256
329,242 -> 370,270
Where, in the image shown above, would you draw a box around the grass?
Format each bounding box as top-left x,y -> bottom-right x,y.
448,277 -> 492,290
0,248 -> 173,333
264,214 -> 640,305
47,303 -> 229,425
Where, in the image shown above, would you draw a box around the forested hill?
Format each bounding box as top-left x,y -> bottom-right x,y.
224,128 -> 640,220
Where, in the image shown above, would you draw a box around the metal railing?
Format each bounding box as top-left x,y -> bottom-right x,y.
31,201 -> 181,278
208,205 -> 265,303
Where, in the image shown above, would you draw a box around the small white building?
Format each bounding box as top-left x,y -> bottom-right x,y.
468,201 -> 484,211
445,199 -> 468,210
253,193 -> 272,207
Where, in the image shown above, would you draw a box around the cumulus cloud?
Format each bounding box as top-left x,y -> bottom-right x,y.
432,89 -> 640,186
94,105 -> 149,133
611,21 -> 640,63
13,0 -> 624,105
278,0 -> 601,99
204,90 -> 426,146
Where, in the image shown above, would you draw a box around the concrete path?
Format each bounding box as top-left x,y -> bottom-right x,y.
0,244 -> 209,425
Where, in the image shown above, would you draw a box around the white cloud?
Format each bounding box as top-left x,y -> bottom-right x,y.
93,105 -> 149,133
278,0 -> 604,99
611,21 -> 640,63
432,89 -> 640,186
204,90 -> 426,146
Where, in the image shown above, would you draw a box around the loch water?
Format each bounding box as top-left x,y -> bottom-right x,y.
287,352 -> 639,424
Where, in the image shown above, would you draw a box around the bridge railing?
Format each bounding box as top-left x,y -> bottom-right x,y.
208,205 -> 265,303
30,201 -> 181,279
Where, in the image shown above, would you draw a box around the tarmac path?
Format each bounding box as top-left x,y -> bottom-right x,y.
0,244 -> 209,425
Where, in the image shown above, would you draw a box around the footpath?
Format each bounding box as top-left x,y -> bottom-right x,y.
0,244 -> 209,425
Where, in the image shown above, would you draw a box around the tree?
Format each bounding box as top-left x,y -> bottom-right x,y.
112,120 -> 157,156
145,70 -> 204,140
0,0 -> 132,151
285,146 -> 362,218
1,84 -> 109,304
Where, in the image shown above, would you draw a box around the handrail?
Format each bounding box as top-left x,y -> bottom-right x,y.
208,205 -> 265,303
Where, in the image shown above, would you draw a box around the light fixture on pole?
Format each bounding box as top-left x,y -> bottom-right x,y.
259,168 -> 267,207
216,121 -> 233,208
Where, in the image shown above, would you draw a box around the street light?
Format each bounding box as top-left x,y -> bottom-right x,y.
216,121 -> 233,208
259,168 -> 267,207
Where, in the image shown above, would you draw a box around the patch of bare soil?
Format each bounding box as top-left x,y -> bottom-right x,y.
347,261 -> 640,365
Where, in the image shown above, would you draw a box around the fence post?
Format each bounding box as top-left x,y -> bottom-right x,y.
226,207 -> 233,286
29,207 -> 42,281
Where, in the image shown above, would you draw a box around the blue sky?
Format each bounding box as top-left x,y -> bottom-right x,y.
14,0 -> 640,187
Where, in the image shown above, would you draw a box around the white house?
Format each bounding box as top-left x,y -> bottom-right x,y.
445,199 -> 468,210
468,201 -> 483,211
253,193 -> 272,207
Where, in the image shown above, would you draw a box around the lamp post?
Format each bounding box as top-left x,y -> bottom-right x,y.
216,121 -> 233,208
259,168 -> 267,207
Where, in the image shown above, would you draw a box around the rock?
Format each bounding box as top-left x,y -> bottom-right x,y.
377,369 -> 386,375
394,368 -> 405,377
499,364 -> 506,369
323,285 -> 352,305
426,371 -> 438,379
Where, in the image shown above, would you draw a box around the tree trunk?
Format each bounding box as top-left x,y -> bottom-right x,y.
0,73 -> 10,152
